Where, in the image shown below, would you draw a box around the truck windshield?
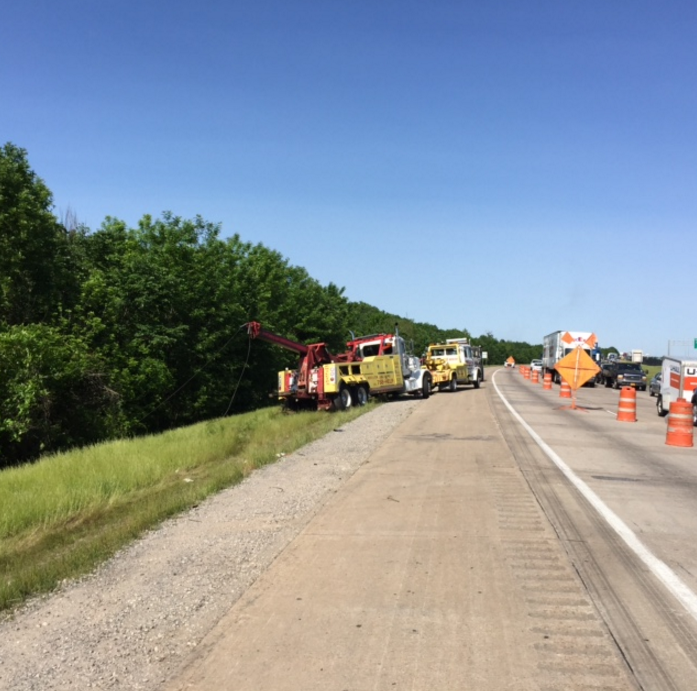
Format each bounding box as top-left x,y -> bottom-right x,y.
360,344 -> 381,357
430,347 -> 457,357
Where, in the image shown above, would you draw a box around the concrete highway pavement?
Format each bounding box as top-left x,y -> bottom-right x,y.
165,374 -> 695,691
492,368 -> 697,690
495,368 -> 697,602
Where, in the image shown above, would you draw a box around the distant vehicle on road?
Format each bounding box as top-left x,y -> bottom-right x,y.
600,361 -> 647,390
656,356 -> 697,417
649,373 -> 662,397
530,359 -> 543,371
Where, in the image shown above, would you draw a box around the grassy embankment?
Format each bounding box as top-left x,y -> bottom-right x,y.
0,403 -> 373,613
642,364 -> 660,380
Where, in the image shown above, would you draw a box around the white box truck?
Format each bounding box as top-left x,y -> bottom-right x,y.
542,330 -> 601,385
656,356 -> 697,417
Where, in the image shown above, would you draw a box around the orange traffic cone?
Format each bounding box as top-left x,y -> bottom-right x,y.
531,369 -> 539,384
666,399 -> 694,447
523,367 -> 530,380
617,387 -> 637,422
543,373 -> 552,390
559,380 -> 571,399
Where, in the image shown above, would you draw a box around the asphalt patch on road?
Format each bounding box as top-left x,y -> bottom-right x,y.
590,475 -> 643,483
405,433 -> 498,443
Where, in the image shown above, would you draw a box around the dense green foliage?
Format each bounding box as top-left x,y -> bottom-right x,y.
469,333 -> 542,367
0,144 -> 541,466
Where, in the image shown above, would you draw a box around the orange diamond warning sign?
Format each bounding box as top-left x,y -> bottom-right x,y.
555,346 -> 600,390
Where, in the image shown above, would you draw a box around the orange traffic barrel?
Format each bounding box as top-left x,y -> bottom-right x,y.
531,369 -> 539,384
617,387 -> 637,422
543,373 -> 553,390
523,366 -> 530,380
559,380 -> 571,398
666,399 -> 694,447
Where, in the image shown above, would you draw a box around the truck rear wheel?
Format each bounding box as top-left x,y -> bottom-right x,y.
422,375 -> 431,399
334,386 -> 352,411
353,385 -> 369,407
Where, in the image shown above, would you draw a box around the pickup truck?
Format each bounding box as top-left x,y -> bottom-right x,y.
598,361 -> 647,390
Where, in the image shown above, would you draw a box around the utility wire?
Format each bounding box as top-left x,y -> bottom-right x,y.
224,331 -> 253,416
139,324 -> 248,424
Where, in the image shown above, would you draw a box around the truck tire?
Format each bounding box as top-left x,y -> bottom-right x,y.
449,376 -> 458,392
473,373 -> 481,389
336,386 -> 352,410
657,396 -> 668,417
421,375 -> 431,399
353,385 -> 369,407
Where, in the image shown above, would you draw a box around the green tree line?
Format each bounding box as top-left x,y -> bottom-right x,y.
0,143 -> 541,467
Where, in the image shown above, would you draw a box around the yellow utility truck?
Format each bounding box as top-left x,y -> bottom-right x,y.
423,342 -> 471,391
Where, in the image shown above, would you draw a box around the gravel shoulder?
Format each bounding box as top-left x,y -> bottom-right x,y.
0,400 -> 418,691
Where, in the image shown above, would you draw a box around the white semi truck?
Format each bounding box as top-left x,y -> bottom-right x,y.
542,330 -> 602,385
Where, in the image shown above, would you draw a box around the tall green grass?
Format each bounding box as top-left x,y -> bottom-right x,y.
0,404 -> 372,612
642,364 -> 661,380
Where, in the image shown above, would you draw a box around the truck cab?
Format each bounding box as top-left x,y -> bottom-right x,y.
445,338 -> 483,388
423,343 -> 470,391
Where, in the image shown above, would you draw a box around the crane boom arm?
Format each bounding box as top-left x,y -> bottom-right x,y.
245,321 -> 309,355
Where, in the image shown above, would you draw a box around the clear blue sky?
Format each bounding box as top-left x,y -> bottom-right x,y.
3,1 -> 696,357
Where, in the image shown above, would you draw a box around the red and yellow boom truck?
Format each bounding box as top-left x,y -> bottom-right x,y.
245,322 -> 432,411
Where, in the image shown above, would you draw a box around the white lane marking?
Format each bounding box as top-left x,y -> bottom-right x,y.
492,369 -> 697,623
